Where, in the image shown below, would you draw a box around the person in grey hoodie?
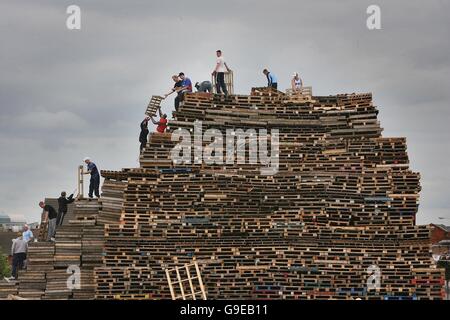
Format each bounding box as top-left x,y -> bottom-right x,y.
10,234 -> 28,280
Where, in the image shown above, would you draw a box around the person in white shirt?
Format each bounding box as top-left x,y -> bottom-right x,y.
212,50 -> 231,96
291,72 -> 303,91
22,224 -> 34,242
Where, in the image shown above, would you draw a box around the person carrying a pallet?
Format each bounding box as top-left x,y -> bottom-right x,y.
39,201 -> 58,241
150,106 -> 167,133
57,191 -> 75,226
212,50 -> 231,95
164,74 -> 184,111
263,69 -> 278,90
83,157 -> 101,199
139,116 -> 150,152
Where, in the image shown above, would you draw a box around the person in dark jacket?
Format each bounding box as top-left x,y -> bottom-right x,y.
83,157 -> 100,199
39,201 -> 58,241
57,191 -> 75,226
139,116 -> 150,152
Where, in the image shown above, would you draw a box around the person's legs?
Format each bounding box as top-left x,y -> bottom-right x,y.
218,72 -> 228,95
59,211 -> 66,226
215,73 -> 221,93
11,254 -> 18,278
174,94 -> 180,111
271,83 -> 278,90
140,141 -> 146,152
94,176 -> 100,198
89,177 -> 94,198
47,218 -> 56,240
56,211 -> 62,226
17,253 -> 26,272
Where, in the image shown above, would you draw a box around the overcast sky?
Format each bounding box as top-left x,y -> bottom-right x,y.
0,0 -> 449,225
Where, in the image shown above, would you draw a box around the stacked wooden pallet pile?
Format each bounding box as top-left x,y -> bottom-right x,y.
2,201 -> 103,300
94,88 -> 445,300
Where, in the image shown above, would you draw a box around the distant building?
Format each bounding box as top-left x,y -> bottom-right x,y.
431,224 -> 450,244
0,212 -> 29,232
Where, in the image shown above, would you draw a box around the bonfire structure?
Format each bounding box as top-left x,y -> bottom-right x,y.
0,86 -> 444,300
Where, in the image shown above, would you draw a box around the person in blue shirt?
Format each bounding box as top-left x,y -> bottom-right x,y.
83,157 -> 100,199
173,72 -> 192,111
22,224 -> 34,242
263,69 -> 278,90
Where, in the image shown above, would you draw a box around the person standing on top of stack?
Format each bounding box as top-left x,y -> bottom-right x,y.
139,116 -> 150,152
291,72 -> 303,91
150,106 -> 168,133
83,157 -> 100,199
212,50 -> 231,96
164,75 -> 183,111
263,69 -> 278,90
57,191 -> 75,226
39,201 -> 58,242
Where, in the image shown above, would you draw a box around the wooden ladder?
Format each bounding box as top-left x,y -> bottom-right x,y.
165,261 -> 207,300
145,95 -> 164,116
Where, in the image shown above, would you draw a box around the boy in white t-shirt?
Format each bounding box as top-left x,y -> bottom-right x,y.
212,50 -> 231,95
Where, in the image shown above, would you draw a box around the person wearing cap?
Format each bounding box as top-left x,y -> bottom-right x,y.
22,224 -> 34,242
195,81 -> 213,93
139,116 -> 150,152
212,50 -> 231,95
57,191 -> 75,226
263,69 -> 278,90
291,72 -> 303,91
150,106 -> 168,133
39,201 -> 58,241
83,157 -> 100,199
7,233 -> 28,280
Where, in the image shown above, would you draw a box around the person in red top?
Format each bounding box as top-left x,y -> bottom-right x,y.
151,106 -> 168,133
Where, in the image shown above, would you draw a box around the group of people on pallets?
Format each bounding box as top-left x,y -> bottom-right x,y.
4,157 -> 101,281
139,50 -> 304,153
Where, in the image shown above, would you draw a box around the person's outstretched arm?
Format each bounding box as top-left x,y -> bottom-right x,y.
150,116 -> 159,125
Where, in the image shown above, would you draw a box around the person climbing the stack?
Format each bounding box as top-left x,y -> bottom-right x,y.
291,72 -> 303,91
164,74 -> 183,111
150,106 -> 168,133
22,224 -> 34,242
6,233 -> 28,281
263,69 -> 278,90
212,50 -> 231,95
195,80 -> 213,93
83,157 -> 100,199
139,116 -> 150,152
39,200 -> 58,242
57,191 -> 75,226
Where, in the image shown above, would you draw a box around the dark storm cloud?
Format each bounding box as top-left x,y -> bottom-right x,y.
0,0 -> 449,223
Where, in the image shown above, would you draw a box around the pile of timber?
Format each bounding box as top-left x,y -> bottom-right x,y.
0,200 -> 103,300
94,89 -> 444,300
4,88 -> 444,300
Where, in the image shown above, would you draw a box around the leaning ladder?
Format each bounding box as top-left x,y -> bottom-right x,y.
165,261 -> 207,300
145,95 -> 164,116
